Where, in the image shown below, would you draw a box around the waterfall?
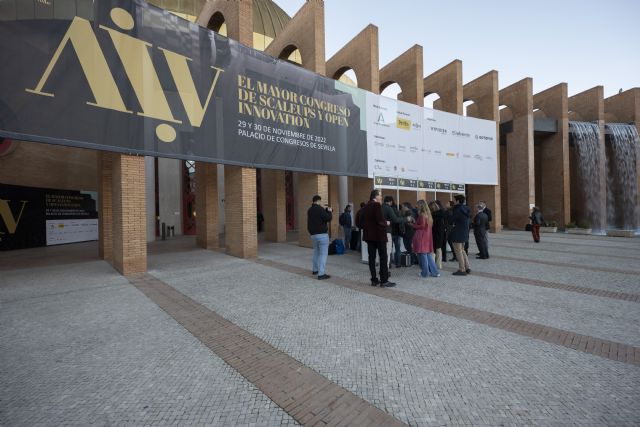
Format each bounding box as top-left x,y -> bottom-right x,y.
569,121 -> 603,230
605,123 -> 639,230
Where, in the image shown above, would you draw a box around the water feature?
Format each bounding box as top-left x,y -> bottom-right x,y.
569,121 -> 603,231
604,123 -> 639,231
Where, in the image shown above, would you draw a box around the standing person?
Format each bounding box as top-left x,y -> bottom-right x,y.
410,200 -> 440,278
480,201 -> 492,230
362,190 -> 396,287
529,206 -> 544,243
354,202 -> 366,251
473,204 -> 490,259
449,194 -> 471,276
434,200 -> 448,263
307,195 -> 332,280
429,201 -> 446,269
401,203 -> 416,260
382,196 -> 407,269
446,201 -> 457,261
339,205 -> 353,249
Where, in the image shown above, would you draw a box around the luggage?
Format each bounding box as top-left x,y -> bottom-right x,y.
350,229 -> 360,250
400,252 -> 412,267
329,239 -> 344,255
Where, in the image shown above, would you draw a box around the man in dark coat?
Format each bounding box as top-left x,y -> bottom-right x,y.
361,190 -> 396,287
449,195 -> 471,276
480,201 -> 492,231
473,204 -> 489,259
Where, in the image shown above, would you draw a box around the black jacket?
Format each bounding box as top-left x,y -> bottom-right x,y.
307,204 -> 332,235
382,203 -> 406,235
474,211 -> 489,235
432,209 -> 447,248
449,204 -> 471,243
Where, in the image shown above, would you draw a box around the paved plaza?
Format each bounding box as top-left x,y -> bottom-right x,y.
1,231 -> 639,426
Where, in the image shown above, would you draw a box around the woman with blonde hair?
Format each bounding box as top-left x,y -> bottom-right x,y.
409,200 -> 440,278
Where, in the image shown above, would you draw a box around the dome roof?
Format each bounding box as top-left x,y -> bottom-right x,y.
253,0 -> 291,39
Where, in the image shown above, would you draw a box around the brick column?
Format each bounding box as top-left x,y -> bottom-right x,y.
463,71 -> 502,232
111,154 -> 147,275
569,86 -> 607,230
328,175 -> 340,238
261,169 -> 286,243
297,173 -> 329,248
534,83 -> 570,227
224,165 -> 257,258
500,78 -> 535,229
98,151 -> 113,262
195,162 -> 219,249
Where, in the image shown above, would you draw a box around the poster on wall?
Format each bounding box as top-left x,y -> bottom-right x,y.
0,184 -> 98,250
366,93 -> 497,189
0,0 -> 368,177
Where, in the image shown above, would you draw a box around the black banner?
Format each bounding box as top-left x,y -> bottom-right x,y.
0,184 -> 98,250
0,0 -> 368,176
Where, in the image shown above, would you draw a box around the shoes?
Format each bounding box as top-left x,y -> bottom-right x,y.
432,274 -> 441,277
380,281 -> 396,288
370,278 -> 380,287
452,271 -> 467,276
476,256 -> 488,259
312,271 -> 318,275
318,274 -> 331,280
466,269 -> 471,274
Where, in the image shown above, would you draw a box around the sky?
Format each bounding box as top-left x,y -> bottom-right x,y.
272,0 -> 639,103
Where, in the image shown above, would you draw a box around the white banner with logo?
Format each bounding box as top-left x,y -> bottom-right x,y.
46,219 -> 99,246
366,94 -> 497,188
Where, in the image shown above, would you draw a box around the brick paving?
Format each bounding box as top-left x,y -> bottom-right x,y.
254,258 -> 640,366
1,230 -> 639,426
128,272 -> 405,427
491,254 -> 640,275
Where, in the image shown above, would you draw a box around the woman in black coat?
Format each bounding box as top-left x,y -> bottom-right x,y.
429,202 -> 446,268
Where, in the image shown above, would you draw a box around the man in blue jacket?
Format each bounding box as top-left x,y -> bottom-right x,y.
449,195 -> 471,276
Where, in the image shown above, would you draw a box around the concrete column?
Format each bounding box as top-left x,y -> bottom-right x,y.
463,71 -> 502,232
261,169 -> 287,242
297,173 -> 329,248
533,83 -> 570,227
111,154 -> 147,275
145,156 -> 155,242
195,162 -> 218,249
224,165 -> 257,258
217,164 -> 225,235
568,86 -> 607,230
98,151 -> 113,262
500,78 -> 535,229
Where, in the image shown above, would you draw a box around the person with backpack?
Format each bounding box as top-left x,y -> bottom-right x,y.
339,205 -> 353,250
529,206 -> 544,243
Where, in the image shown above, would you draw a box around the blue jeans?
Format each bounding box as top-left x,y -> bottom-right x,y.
343,226 -> 352,250
418,253 -> 440,277
392,235 -> 402,266
311,233 -> 330,275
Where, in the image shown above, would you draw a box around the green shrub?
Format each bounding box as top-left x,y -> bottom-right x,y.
566,222 -> 577,229
576,219 -> 592,229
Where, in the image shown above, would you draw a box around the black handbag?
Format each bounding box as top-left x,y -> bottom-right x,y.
525,223 -> 532,231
